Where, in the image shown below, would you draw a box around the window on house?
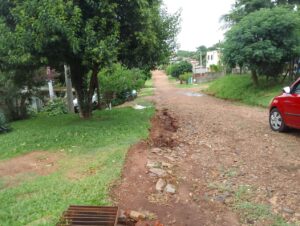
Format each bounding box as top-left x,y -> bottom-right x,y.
211,55 -> 214,61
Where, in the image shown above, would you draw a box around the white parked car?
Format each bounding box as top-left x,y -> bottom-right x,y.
73,94 -> 98,113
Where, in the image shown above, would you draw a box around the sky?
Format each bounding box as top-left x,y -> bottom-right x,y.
163,0 -> 236,51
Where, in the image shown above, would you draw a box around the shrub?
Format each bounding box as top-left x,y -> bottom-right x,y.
167,61 -> 193,78
0,69 -> 46,121
99,64 -> 146,105
0,111 -> 10,134
209,64 -> 221,72
166,64 -> 174,75
41,98 -> 68,116
179,72 -> 192,83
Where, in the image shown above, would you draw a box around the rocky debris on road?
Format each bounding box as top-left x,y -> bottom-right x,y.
282,207 -> 295,215
149,168 -> 167,177
150,148 -> 163,155
113,71 -> 300,225
117,209 -> 163,226
156,178 -> 166,192
147,159 -> 174,169
147,160 -> 161,169
213,192 -> 231,204
164,184 -> 176,194
161,161 -> 173,168
129,210 -> 146,221
148,193 -> 169,205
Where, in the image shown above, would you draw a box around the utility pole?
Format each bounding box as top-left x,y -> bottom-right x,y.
64,65 -> 74,113
199,51 -> 203,67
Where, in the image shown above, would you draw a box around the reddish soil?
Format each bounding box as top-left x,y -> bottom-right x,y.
0,151 -> 62,187
113,71 -> 300,226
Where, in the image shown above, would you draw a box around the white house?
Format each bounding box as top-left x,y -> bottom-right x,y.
206,50 -> 221,71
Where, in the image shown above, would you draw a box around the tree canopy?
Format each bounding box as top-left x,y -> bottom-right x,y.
223,7 -> 300,85
222,0 -> 299,27
0,0 -> 179,118
167,61 -> 193,78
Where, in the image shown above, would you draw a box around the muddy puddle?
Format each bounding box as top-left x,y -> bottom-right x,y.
179,91 -> 205,97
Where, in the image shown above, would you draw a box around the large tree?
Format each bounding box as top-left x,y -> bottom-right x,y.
0,0 -> 179,118
222,0 -> 298,28
223,7 -> 300,85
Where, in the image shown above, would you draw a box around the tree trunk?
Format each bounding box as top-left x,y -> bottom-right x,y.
69,62 -> 99,119
95,76 -> 101,109
70,62 -> 91,119
251,69 -> 259,86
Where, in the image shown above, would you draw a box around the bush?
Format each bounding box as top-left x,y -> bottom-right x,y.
0,69 -> 46,121
179,72 -> 192,83
41,98 -> 68,116
166,64 -> 174,75
209,64 -> 221,72
166,61 -> 193,78
0,111 -> 11,134
99,64 -> 146,105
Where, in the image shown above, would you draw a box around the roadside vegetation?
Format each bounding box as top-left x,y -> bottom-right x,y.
206,75 -> 292,108
232,185 -> 295,226
0,103 -> 154,225
165,61 -> 194,86
139,79 -> 155,98
0,0 -> 180,119
0,1 -> 174,223
208,182 -> 295,226
166,61 -> 192,79
168,0 -> 300,108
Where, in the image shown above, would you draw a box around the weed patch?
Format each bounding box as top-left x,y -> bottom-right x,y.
232,185 -> 294,225
206,75 -> 293,108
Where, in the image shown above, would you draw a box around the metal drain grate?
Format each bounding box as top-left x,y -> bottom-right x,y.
57,206 -> 119,226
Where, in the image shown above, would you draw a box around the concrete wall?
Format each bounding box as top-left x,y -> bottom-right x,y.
193,72 -> 224,83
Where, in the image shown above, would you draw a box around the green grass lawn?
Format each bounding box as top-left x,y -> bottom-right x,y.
138,79 -> 155,97
0,107 -> 154,225
206,74 -> 293,108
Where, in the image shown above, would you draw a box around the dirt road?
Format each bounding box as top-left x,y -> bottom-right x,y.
113,71 -> 300,226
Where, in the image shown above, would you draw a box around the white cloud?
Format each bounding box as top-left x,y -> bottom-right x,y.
163,0 -> 235,51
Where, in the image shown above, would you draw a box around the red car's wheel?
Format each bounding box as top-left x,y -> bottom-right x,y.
269,108 -> 288,132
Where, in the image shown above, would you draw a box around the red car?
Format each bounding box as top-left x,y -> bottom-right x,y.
269,77 -> 300,132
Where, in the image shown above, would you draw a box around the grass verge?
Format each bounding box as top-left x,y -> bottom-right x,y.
205,74 -> 293,108
209,183 -> 296,225
0,106 -> 154,225
139,79 -> 155,97
233,185 -> 296,226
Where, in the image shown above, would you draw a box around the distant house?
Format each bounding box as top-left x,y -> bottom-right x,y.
206,50 -> 221,72
188,60 -> 206,74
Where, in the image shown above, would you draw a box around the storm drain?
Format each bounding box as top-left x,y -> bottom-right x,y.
57,206 -> 119,226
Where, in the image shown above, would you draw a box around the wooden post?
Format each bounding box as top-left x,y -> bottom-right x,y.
64,65 -> 75,113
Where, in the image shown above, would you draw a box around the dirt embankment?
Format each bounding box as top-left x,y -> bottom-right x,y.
113,108 -> 239,226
